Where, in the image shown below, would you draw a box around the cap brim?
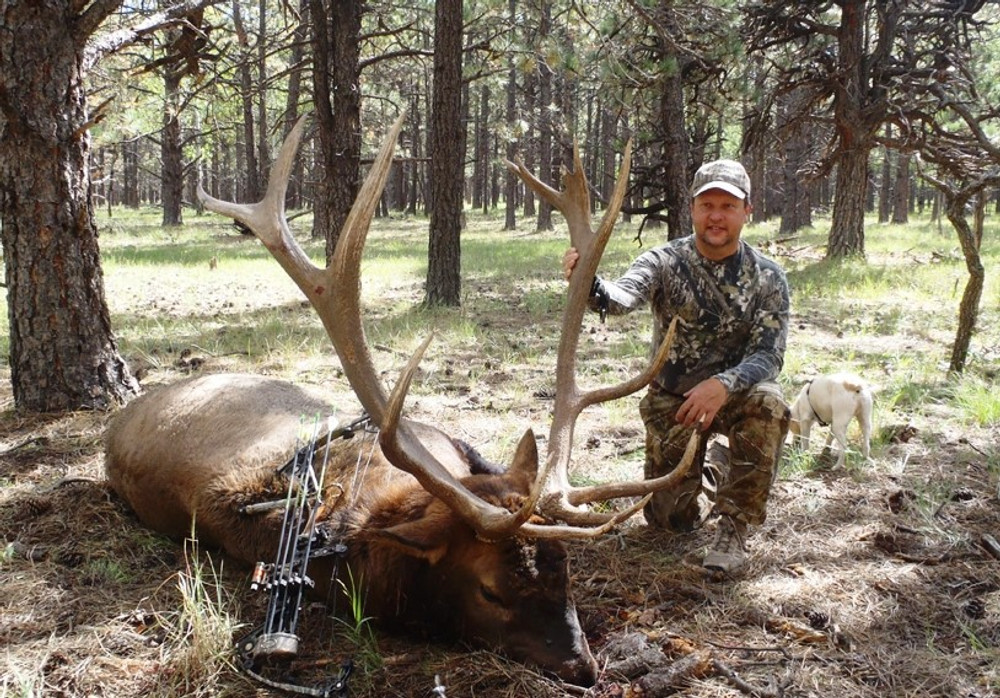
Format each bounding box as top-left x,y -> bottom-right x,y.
692,181 -> 747,200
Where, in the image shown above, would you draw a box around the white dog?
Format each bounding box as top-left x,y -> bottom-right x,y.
789,373 -> 873,467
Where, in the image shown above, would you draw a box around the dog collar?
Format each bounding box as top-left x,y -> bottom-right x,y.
805,380 -> 829,427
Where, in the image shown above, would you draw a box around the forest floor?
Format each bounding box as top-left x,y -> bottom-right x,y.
1,211 -> 999,697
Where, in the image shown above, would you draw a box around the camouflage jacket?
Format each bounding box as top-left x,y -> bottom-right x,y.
592,235 -> 789,396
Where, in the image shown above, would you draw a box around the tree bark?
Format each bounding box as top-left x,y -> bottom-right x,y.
778,89 -> 813,234
280,0 -> 308,210
521,69 -> 537,218
827,0 -> 869,258
657,0 -> 691,241
828,148 -> 868,257
878,143 -> 891,224
161,69 -> 184,226
779,126 -> 813,234
0,0 -> 139,411
310,0 -> 362,260
426,0 -> 464,306
892,152 -> 910,224
945,194 -> 984,373
407,91 -> 423,216
255,0 -> 270,203
503,0 -> 518,232
535,0 -> 554,232
232,0 -> 260,203
123,137 -> 140,208
472,85 -> 487,212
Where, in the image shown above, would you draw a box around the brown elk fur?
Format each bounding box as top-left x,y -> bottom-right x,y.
105,372 -> 599,686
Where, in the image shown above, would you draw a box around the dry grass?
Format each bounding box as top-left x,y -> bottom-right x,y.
2,209 -> 999,697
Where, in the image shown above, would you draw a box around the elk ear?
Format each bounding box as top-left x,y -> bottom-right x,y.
506,429 -> 539,490
376,514 -> 451,564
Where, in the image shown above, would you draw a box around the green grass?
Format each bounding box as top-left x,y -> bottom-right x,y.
947,374 -> 1000,427
152,535 -> 244,698
1,205 -> 998,434
333,568 -> 381,670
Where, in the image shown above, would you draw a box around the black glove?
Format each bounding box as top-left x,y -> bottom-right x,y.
590,276 -> 609,324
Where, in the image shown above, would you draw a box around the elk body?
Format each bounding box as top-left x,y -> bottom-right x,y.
105,115 -> 695,687
106,373 -> 598,684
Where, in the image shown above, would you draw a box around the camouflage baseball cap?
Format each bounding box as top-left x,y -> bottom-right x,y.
691,159 -> 751,201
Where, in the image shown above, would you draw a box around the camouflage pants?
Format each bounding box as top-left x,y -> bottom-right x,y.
639,381 -> 790,532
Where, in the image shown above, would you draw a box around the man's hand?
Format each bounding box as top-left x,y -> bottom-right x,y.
676,378 -> 728,430
562,247 -> 579,281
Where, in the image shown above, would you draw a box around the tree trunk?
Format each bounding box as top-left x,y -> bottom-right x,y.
426,0 -> 464,307
472,86 -> 487,211
503,1 -> 518,232
161,70 -> 184,226
255,0 -> 270,202
827,0 -> 869,258
601,107 -> 617,206
828,149 -> 868,257
892,152 -> 910,224
779,126 -> 812,234
522,69 -> 537,218
878,143 -> 891,224
535,1 -> 554,232
778,89 -> 813,234
490,131 -> 501,209
944,194 -> 984,373
0,1 -> 138,412
232,0 -> 260,202
123,138 -> 140,208
407,92 -> 422,216
281,0 -> 308,210
657,1 -> 691,241
310,0 -> 362,260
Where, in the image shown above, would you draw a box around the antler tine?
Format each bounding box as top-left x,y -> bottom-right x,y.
325,115 -> 545,540
198,117 -> 324,297
507,140 -> 697,530
506,144 -> 594,258
380,336 -> 541,540
568,427 -> 699,506
321,114 -> 405,415
518,493 -> 652,539
202,113 -> 536,540
515,429 -> 693,537
505,142 -> 626,493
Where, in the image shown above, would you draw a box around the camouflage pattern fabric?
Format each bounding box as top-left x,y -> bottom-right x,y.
591,235 -> 789,396
589,233 -> 791,531
640,382 -> 790,531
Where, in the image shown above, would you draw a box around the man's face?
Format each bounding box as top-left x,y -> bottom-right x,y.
690,189 -> 750,261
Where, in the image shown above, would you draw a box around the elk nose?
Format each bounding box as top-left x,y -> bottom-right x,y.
560,654 -> 598,687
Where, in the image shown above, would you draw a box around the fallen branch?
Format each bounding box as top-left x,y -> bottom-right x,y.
712,658 -> 785,698
981,533 -> 1000,561
704,640 -> 792,659
630,649 -> 711,696
0,436 -> 50,455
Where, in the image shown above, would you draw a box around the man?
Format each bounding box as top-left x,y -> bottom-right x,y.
563,159 -> 790,573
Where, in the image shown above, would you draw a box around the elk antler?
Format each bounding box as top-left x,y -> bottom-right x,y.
198,114 -> 539,541
506,143 -> 697,525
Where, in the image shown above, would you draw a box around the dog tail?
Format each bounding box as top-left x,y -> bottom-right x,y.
843,377 -> 866,393
841,375 -> 877,396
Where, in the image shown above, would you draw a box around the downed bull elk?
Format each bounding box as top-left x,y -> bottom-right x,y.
105,114 -> 696,687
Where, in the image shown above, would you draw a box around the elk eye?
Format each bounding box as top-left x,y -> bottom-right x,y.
480,584 -> 504,606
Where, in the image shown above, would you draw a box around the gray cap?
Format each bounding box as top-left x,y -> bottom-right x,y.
691,159 -> 751,201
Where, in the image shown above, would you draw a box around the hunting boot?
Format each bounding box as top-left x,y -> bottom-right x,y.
703,514 -> 748,573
